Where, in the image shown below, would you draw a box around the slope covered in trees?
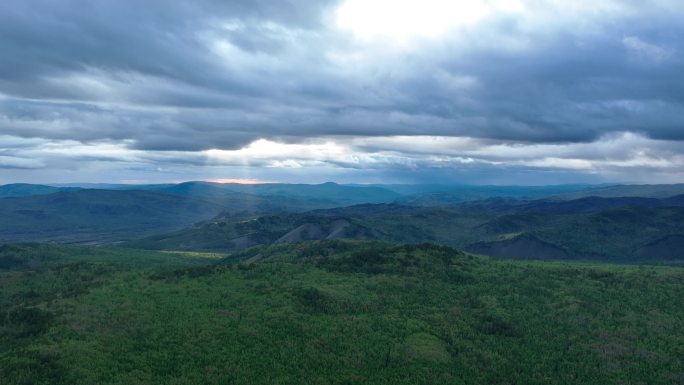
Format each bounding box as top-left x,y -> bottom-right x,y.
1,241 -> 682,384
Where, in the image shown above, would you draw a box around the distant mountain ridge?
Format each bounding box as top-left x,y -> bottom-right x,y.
517,194 -> 684,214
3,182 -> 684,262
127,194 -> 684,264
0,183 -> 79,198
49,181 -> 402,206
6,182 -> 684,204
0,189 -> 227,243
554,183 -> 684,200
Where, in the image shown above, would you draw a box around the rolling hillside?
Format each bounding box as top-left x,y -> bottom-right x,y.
0,183 -> 78,198
4,183 -> 684,262
126,214 -> 383,252
128,196 -> 684,263
89,181 -> 402,208
555,184 -> 684,200
391,184 -> 684,206
190,181 -> 402,204
0,189 -> 227,243
2,241 -> 682,384
0,182 -> 404,244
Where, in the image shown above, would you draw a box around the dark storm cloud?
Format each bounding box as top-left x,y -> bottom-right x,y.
0,0 -> 337,78
1,0 -> 683,149
386,11 -> 684,143
0,0 -> 683,184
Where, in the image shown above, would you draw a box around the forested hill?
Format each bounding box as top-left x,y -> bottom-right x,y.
128,196 -> 684,264
1,240 -> 682,384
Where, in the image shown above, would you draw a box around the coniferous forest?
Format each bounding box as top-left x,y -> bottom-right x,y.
2,241 -> 682,384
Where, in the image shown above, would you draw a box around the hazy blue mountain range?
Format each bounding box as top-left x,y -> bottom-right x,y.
3,182 -> 684,263
0,184 -> 79,198
7,182 -> 684,203
127,194 -> 684,264
0,190 -> 227,243
52,181 -> 401,205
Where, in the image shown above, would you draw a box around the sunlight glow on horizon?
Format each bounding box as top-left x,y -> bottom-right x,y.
201,178 -> 273,184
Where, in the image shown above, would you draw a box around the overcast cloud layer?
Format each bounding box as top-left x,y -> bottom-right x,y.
1,0 -> 683,184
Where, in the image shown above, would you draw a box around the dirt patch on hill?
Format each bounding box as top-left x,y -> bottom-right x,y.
273,219 -> 372,244
274,223 -> 328,244
229,235 -> 261,250
465,233 -> 571,260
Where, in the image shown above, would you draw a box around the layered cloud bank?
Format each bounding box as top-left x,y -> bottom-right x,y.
1,0 -> 683,183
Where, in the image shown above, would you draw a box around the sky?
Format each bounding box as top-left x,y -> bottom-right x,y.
1,0 -> 683,185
